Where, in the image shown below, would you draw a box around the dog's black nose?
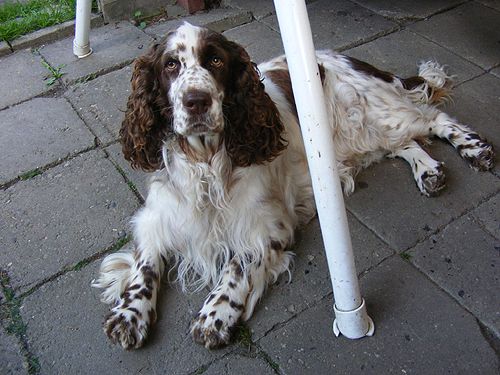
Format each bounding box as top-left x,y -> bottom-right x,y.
182,90 -> 212,115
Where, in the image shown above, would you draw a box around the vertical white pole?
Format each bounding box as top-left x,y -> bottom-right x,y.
273,0 -> 374,339
73,0 -> 93,58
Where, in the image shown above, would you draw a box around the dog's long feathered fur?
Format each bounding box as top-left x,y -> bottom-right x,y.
93,23 -> 494,350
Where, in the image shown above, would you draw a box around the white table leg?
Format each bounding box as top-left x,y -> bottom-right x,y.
73,0 -> 93,58
273,0 -> 374,339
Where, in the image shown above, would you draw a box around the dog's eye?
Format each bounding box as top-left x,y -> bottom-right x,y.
210,56 -> 223,68
166,59 -> 179,71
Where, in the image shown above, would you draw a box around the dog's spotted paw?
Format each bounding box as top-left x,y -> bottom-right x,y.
418,164 -> 446,197
104,305 -> 154,350
190,309 -> 236,349
191,313 -> 232,349
458,139 -> 494,171
190,292 -> 243,349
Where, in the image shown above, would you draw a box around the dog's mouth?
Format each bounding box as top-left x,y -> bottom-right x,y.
189,123 -> 210,134
182,120 -> 222,136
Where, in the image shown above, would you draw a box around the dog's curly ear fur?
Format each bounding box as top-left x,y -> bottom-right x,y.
120,43 -> 171,171
223,42 -> 286,167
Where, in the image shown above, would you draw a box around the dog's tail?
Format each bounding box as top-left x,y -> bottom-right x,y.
91,246 -> 135,305
400,61 -> 453,105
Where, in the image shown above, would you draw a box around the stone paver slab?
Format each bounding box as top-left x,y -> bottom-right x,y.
0,98 -> 95,185
408,214 -> 500,336
410,2 -> 500,70
38,22 -> 153,84
477,0 -> 500,11
471,192 -> 500,239
0,327 -> 27,375
105,142 -> 151,200
225,0 -> 276,20
21,261 -> 153,375
249,214 -> 393,339
0,49 -> 52,110
0,150 -> 139,292
491,67 -> 500,79
223,21 -> 284,63
65,65 -> 132,144
345,29 -> 483,84
145,8 -> 252,39
20,259 -> 230,374
261,0 -> 397,51
204,354 -> 275,374
259,257 -> 498,374
346,143 -> 500,251
352,0 -> 464,19
148,282 -> 234,375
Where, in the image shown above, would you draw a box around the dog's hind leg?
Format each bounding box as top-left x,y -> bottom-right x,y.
389,140 -> 445,197
429,112 -> 494,171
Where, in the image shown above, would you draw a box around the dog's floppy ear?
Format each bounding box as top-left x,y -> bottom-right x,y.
120,43 -> 172,171
223,42 -> 286,167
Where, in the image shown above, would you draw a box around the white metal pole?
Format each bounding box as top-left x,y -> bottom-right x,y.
273,0 -> 374,339
73,0 -> 93,58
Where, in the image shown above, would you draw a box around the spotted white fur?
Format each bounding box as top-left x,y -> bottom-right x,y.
167,24 -> 224,138
93,23 -> 494,350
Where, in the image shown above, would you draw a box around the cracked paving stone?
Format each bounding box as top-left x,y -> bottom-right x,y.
408,214 -> 500,337
0,98 -> 95,185
38,21 -> 153,84
410,2 -> 500,70
0,325 -> 27,375
0,49 -> 51,110
258,257 -> 498,374
65,65 -> 132,144
346,140 -> 500,251
0,150 -> 139,292
261,0 -> 397,51
345,29 -> 483,84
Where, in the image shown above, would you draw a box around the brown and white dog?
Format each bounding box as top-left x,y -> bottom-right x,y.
93,22 -> 494,350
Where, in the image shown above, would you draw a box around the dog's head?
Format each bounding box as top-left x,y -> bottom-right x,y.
120,22 -> 286,170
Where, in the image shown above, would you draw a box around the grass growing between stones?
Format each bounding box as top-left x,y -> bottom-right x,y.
41,59 -> 65,86
19,168 -> 41,181
234,323 -> 253,349
0,270 -> 41,374
232,323 -> 283,374
400,252 -> 413,261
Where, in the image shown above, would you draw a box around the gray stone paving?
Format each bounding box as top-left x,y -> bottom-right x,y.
0,1 -> 499,374
0,326 -> 26,375
0,50 -> 52,110
345,29 -> 484,84
223,21 -> 284,63
0,150 -> 139,293
410,2 -> 500,70
409,213 -> 500,336
261,0 -> 398,51
38,22 -> 154,84
351,0 -> 465,19
259,257 -> 498,375
64,65 -> 133,144
0,98 -> 95,185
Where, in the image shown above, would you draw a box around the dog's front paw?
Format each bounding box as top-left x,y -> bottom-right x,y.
190,311 -> 234,349
104,305 -> 153,350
